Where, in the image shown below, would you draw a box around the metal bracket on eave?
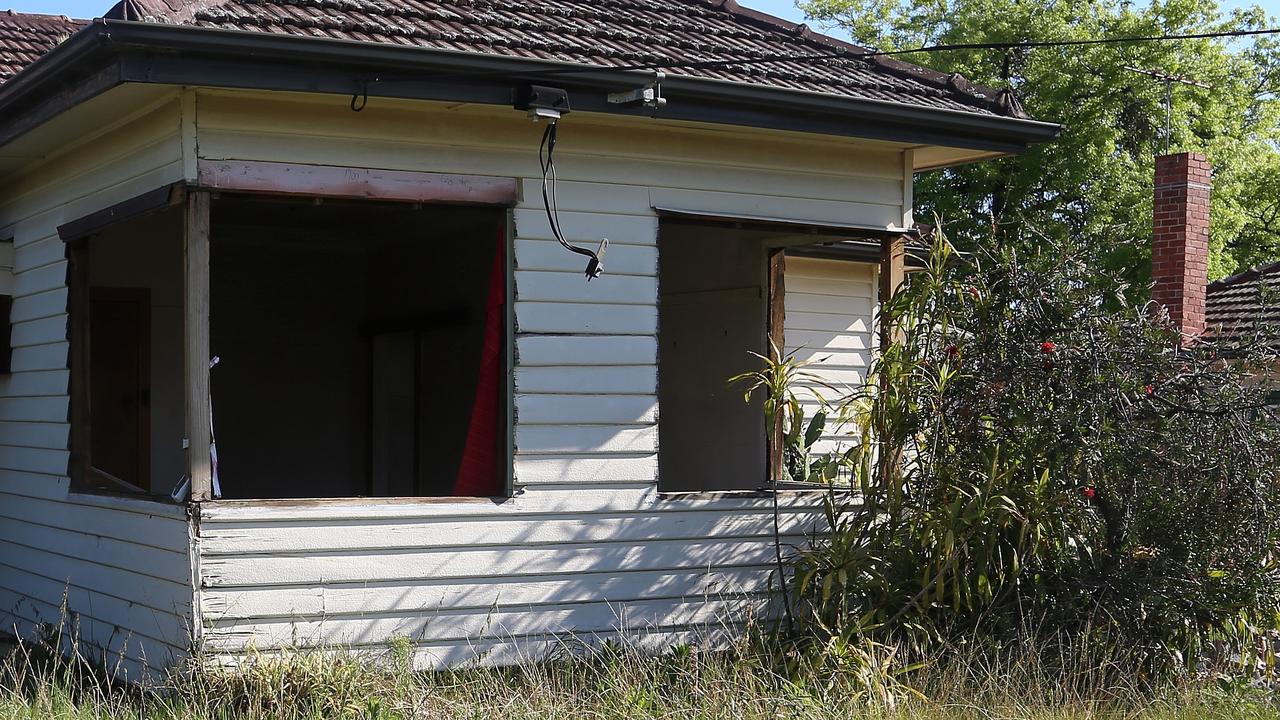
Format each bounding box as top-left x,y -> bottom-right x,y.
608,72 -> 667,112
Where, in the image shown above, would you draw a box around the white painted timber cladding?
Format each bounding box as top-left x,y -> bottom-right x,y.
0,95 -> 193,683
784,257 -> 878,455
0,88 -> 899,672
188,90 -> 901,668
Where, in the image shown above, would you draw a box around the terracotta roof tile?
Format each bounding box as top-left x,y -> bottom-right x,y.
0,9 -> 84,84
1206,262 -> 1280,343
101,0 -> 1025,117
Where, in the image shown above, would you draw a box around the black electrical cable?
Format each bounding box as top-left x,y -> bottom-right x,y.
540,121 -> 605,280
537,26 -> 1280,76
360,27 -> 1280,87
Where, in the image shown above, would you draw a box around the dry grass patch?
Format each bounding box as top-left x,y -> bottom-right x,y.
0,635 -> 1275,720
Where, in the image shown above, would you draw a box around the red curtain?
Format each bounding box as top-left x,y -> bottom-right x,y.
452,226 -> 505,496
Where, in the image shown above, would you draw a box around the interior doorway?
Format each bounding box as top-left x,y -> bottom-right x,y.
88,287 -> 151,492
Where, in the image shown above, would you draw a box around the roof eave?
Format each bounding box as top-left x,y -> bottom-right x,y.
0,20 -> 1062,154
0,19 -> 111,106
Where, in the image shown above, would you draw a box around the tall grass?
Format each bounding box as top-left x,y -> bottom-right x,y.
0,630 -> 1275,720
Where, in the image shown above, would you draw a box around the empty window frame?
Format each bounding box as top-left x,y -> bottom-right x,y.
66,196 -> 511,500
656,219 -> 877,492
657,221 -> 771,492
68,210 -> 185,495
208,197 -> 510,500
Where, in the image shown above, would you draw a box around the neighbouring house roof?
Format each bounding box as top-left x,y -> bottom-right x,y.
1207,261 -> 1280,343
101,0 -> 1025,120
0,10 -> 82,83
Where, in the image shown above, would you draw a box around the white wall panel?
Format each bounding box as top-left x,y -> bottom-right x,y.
0,94 -> 192,684
4,87 -> 904,673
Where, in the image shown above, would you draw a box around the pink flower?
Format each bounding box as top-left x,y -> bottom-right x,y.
1081,487 -> 1096,500
1144,384 -> 1154,395
1040,341 -> 1057,354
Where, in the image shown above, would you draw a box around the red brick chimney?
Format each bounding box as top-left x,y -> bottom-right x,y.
1152,152 -> 1210,337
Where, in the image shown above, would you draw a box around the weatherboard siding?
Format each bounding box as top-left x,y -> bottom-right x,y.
784,257 -> 878,456
196,491 -> 823,667
0,94 -> 193,682
187,89 -> 895,668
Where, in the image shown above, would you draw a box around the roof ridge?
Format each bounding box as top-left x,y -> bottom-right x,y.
1208,260 -> 1280,292
1,9 -> 82,21
696,0 -> 1026,118
104,0 -> 235,23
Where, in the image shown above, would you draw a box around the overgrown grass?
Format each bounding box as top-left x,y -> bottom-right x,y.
1,632 -> 1276,720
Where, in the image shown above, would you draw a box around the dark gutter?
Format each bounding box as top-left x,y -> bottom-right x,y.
0,22 -> 121,147
0,19 -> 1062,152
0,20 -> 107,105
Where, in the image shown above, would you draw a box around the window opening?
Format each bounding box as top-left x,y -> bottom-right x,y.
656,219 -> 877,492
209,197 -> 508,500
68,197 -> 509,501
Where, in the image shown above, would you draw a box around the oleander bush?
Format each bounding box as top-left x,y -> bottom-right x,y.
787,229 -> 1280,677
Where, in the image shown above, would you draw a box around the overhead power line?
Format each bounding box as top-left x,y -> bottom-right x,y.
358,25 -> 1280,96
529,27 -> 1280,77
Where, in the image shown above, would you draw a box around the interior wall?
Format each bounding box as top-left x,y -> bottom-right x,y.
211,228 -> 366,498
209,200 -> 502,499
88,209 -> 185,494
657,221 -> 768,492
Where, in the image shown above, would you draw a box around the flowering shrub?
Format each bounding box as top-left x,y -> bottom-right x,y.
789,230 -> 1280,674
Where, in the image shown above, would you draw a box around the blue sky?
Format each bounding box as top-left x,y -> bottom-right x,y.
9,0 -> 1280,32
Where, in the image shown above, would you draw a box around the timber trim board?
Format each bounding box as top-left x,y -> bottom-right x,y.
198,495 -> 506,509
57,184 -> 186,241
67,237 -> 91,488
185,190 -> 213,501
195,160 -> 520,206
878,233 -> 907,352
766,249 -> 785,484
654,207 -> 919,237
56,161 -> 519,245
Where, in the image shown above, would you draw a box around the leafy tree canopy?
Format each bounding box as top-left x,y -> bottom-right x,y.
799,0 -> 1280,287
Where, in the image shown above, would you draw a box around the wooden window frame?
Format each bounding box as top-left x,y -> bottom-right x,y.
655,214 -> 911,495
766,248 -> 786,484
60,166 -> 518,505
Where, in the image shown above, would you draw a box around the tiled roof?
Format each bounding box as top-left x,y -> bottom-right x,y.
1206,262 -> 1280,343
101,0 -> 1026,118
0,10 -> 83,84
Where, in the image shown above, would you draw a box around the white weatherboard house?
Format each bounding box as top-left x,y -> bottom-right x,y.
0,0 -> 1058,681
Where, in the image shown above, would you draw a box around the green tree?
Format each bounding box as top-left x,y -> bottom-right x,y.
800,0 -> 1280,286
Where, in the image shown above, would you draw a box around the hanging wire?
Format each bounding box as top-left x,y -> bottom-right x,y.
539,121 -> 606,280
538,27 -> 1280,75
359,27 -> 1280,87
350,80 -> 368,112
